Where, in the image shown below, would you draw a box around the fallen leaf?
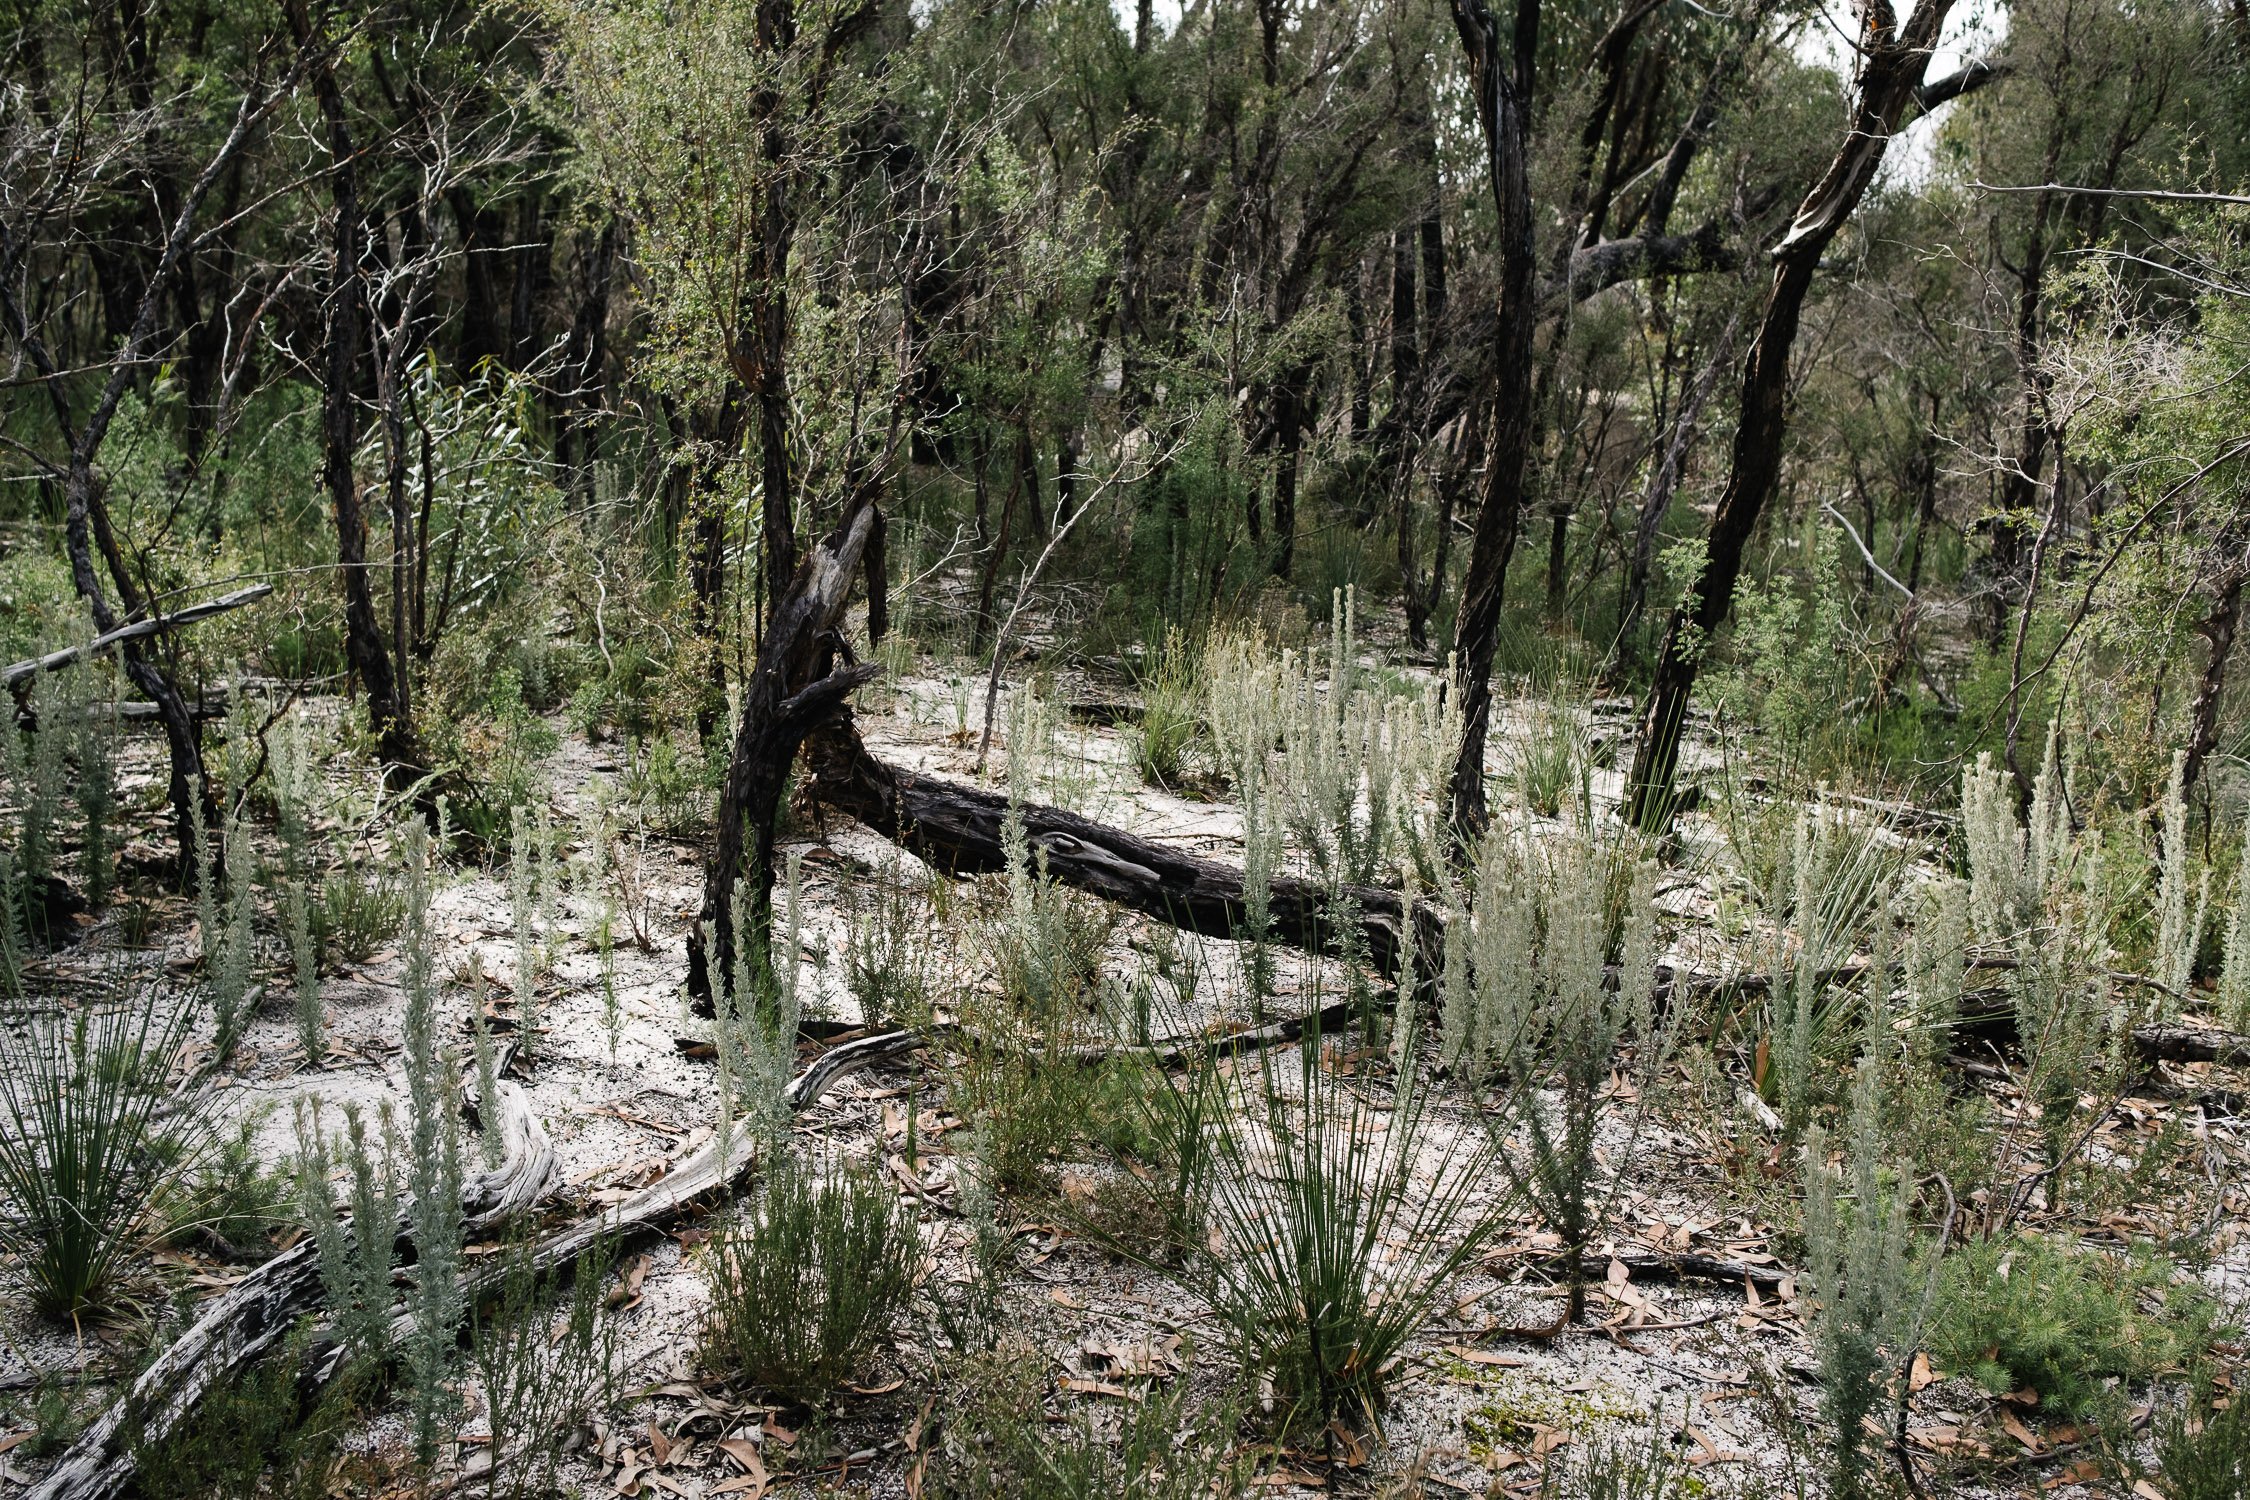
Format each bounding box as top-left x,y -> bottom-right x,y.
1908,1351 -> 1937,1391
2000,1413 -> 2043,1452
1441,1345 -> 1528,1367
717,1438 -> 766,1474
647,1420 -> 672,1467
1058,1377 -> 1138,1400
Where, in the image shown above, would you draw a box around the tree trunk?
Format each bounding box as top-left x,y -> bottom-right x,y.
2181,555 -> 2245,808
1444,0 -> 1541,846
1270,371 -> 1305,579
295,7 -> 420,778
1620,315 -> 1735,643
1624,0 -> 1959,829
685,499 -> 885,1005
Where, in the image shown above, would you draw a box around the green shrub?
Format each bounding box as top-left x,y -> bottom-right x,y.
700,1155 -> 918,1401
161,1112 -> 295,1259
1133,626 -> 1205,791
1929,1233 -> 2223,1422
843,854 -> 940,1032
312,866 -> 405,968
1536,1427 -> 1698,1500
921,1339 -> 1247,1499
470,1234 -> 620,1500
620,733 -> 713,837
0,996 -> 207,1320
2156,1386 -> 2250,1500
1092,1007 -> 1501,1438
129,1325 -> 363,1500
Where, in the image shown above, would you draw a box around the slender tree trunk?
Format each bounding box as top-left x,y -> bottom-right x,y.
1620,315 -> 1735,642
559,217 -> 619,502
293,5 -> 420,778
1445,0 -> 1541,846
1624,0 -> 1959,829
2183,556 -> 2246,809
1544,508 -> 1568,617
1270,371 -> 1305,579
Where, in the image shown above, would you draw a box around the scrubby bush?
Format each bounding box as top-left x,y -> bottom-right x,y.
922,1339 -> 1247,1499
129,1325 -> 364,1500
700,1155 -> 918,1401
312,865 -> 405,968
1928,1233 -> 2223,1423
470,1233 -> 620,1500
1446,821 -> 1672,1322
2156,1385 -> 2250,1500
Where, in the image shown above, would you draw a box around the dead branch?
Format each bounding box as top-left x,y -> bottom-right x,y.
803,714 -> 1442,982
27,1068 -> 551,1500
1,585 -> 274,693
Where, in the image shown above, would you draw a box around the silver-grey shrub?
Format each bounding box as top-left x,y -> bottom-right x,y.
1445,822 -> 1671,1321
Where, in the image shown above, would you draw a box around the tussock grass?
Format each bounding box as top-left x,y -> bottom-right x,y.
0,993 -> 206,1321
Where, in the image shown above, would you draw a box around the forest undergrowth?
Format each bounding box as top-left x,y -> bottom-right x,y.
1,610 -> 2245,1500
6,1 -> 2250,1496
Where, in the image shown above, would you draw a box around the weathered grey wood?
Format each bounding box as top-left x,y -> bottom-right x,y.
26,1066 -> 550,1500
1,585 -> 274,692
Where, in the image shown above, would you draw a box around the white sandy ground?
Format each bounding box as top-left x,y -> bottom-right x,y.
2,657 -> 2245,1499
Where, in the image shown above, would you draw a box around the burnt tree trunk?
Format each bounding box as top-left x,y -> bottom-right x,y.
1625,0 -> 1959,829
294,4 -> 421,778
1270,370 -> 1306,579
804,714 -> 1439,982
1444,0 -> 1541,845
685,499 -> 885,1005
2181,551 -> 2246,808
1619,314 -> 1736,643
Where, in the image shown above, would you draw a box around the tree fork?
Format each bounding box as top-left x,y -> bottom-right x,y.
1624,0 -> 1960,830
686,497 -> 885,1007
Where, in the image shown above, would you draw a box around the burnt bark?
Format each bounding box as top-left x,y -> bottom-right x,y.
685,498 -> 885,1006
804,714 -> 1440,982
2181,553 -> 2246,808
292,2 -> 422,778
1444,0 -> 1542,845
1625,0 -> 1960,829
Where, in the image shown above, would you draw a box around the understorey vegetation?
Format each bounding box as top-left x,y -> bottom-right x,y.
4,0 -> 2250,1497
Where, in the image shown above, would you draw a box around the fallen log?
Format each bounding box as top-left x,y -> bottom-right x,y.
803,715 -> 1442,982
804,713 -> 2250,1082
2,585 -> 275,693
27,1067 -> 551,1500
483,1027 -> 927,1291
24,1029 -> 923,1500
2123,1022 -> 2250,1069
